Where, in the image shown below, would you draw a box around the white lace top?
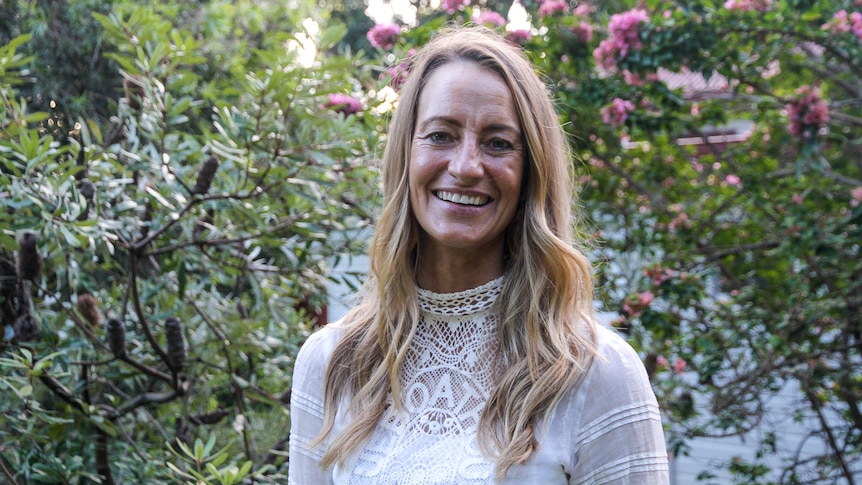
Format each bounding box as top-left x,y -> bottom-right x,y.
289,278 -> 669,484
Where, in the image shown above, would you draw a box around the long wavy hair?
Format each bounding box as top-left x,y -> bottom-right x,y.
315,26 -> 598,479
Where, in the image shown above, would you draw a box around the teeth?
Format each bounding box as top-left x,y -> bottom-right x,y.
436,191 -> 488,206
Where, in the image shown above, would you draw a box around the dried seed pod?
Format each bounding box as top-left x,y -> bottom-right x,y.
107,319 -> 126,358
190,157 -> 219,195
13,313 -> 39,341
76,293 -> 101,328
78,180 -> 96,202
140,201 -> 153,240
643,352 -> 658,380
0,254 -> 16,296
123,76 -> 146,111
164,317 -> 186,371
16,231 -> 41,281
191,408 -> 227,425
75,145 -> 88,180
0,255 -> 16,324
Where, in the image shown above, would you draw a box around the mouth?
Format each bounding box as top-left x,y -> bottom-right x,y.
435,190 -> 490,207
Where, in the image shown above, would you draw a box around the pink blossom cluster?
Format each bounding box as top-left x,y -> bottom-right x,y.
538,0 -> 569,17
386,49 -> 416,90
506,29 -> 532,45
821,10 -> 862,40
667,204 -> 690,231
442,0 -> 470,15
367,23 -> 400,50
476,10 -> 506,27
851,187 -> 862,207
324,93 -> 363,115
723,0 -> 773,12
600,97 -> 635,126
570,21 -> 594,43
644,265 -> 677,286
656,355 -> 687,375
725,174 -> 742,187
622,291 -> 654,317
786,85 -> 830,138
593,9 -> 650,70
623,69 -> 659,86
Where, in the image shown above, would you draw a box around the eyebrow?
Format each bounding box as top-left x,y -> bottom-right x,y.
416,115 -> 521,136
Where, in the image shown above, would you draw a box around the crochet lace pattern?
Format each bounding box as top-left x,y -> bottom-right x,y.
348,277 -> 505,484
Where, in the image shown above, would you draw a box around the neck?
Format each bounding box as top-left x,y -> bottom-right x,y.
415,246 -> 506,293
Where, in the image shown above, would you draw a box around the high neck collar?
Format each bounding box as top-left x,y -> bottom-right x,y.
416,276 -> 504,316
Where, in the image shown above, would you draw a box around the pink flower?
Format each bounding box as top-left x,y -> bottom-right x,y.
792,193 -> 804,205
725,174 -> 742,187
656,355 -> 669,367
324,93 -> 363,115
821,9 -> 862,39
608,9 -> 649,55
623,69 -> 659,86
637,291 -> 655,307
724,0 -> 772,12
645,266 -> 676,286
673,358 -> 687,375
593,9 -> 650,71
851,186 -> 862,207
573,3 -> 594,16
367,23 -> 400,50
822,10 -> 851,33
786,85 -> 830,138
600,97 -> 635,126
505,29 -> 532,45
851,12 -> 862,40
539,0 -> 568,17
385,49 -> 416,90
476,10 -> 506,27
442,0 -> 470,15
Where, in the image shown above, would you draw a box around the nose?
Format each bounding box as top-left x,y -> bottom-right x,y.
448,136 -> 483,182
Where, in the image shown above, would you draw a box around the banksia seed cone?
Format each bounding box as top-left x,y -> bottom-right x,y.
107,319 -> 126,358
77,293 -> 101,328
0,255 -> 15,295
13,313 -> 39,341
78,180 -> 96,202
16,231 -> 41,281
190,157 -> 219,195
191,408 -> 228,425
164,317 -> 186,370
123,76 -> 145,111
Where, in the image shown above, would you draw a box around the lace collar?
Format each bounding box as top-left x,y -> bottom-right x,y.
416,276 -> 504,316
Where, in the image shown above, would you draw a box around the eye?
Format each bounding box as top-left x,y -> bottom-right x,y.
485,138 -> 514,152
428,132 -> 453,144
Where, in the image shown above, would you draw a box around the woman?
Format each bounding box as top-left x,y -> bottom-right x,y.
289,26 -> 669,484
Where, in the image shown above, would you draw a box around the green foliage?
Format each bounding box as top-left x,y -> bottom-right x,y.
1,0 -> 381,482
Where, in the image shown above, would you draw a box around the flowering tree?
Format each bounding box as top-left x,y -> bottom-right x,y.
362,0 -> 861,481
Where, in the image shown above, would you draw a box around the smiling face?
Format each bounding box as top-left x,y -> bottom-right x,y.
409,60 -> 524,268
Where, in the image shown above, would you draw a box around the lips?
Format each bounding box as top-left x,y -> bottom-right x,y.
435,190 -> 490,206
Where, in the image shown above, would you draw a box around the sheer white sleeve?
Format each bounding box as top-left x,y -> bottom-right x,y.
288,326 -> 341,485
567,325 -> 670,484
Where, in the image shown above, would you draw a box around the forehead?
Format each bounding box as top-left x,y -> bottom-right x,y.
415,60 -> 519,124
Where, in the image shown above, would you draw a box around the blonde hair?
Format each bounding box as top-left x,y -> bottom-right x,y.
315,25 -> 598,479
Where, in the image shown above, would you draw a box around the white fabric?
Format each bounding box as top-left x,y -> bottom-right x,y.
289,277 -> 669,484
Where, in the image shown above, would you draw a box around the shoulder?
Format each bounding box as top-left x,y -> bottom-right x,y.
293,323 -> 348,383
586,324 -> 655,401
593,324 -> 646,371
